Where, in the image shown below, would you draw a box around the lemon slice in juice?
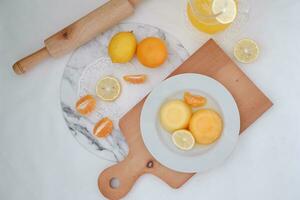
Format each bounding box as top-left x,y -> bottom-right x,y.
212,0 -> 237,24
96,76 -> 121,101
234,38 -> 260,63
172,129 -> 195,151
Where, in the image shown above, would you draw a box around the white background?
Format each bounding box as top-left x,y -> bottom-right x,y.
1,0 -> 300,199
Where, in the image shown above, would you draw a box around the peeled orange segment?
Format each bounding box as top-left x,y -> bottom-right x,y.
212,0 -> 237,24
96,76 -> 121,101
172,129 -> 195,151
160,100 -> 192,132
234,38 -> 260,63
123,74 -> 147,84
184,92 -> 207,107
93,117 -> 113,138
189,109 -> 223,145
75,95 -> 96,115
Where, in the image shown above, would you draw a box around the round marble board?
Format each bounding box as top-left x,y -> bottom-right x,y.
60,23 -> 189,163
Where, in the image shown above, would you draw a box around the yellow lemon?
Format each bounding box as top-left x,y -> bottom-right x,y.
160,100 -> 192,132
234,38 -> 260,63
108,32 -> 137,63
189,109 -> 223,145
172,129 -> 195,151
96,76 -> 121,101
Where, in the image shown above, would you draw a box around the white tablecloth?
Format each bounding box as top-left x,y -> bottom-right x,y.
1,0 -> 300,199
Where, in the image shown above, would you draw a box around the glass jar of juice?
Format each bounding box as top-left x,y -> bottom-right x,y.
187,0 -> 243,34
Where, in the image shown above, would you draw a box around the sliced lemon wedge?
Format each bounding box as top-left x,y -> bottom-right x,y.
212,0 -> 237,24
96,76 -> 121,101
172,129 -> 195,151
234,38 -> 260,63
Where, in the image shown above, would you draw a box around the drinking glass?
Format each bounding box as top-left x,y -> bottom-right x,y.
187,0 -> 250,34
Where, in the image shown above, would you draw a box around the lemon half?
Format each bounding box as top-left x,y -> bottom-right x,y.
172,129 -> 195,151
234,38 -> 259,63
212,0 -> 237,24
96,76 -> 121,101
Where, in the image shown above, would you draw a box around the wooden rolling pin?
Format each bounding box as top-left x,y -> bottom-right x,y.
13,0 -> 141,75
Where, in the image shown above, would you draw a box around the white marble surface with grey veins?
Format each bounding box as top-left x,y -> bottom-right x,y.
60,23 -> 189,162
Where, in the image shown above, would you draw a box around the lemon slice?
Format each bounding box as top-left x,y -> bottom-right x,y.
96,76 -> 121,101
212,0 -> 237,24
234,38 -> 259,63
172,129 -> 195,151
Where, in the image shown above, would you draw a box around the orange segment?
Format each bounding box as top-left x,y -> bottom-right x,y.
93,117 -> 113,138
184,92 -> 207,107
123,74 -> 147,84
136,37 -> 168,68
75,95 -> 96,115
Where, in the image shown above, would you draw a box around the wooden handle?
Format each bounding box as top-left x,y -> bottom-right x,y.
107,97 -> 193,199
98,153 -> 146,200
98,151 -> 192,199
12,47 -> 50,75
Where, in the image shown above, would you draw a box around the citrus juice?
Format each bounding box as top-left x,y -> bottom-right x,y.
187,0 -> 237,34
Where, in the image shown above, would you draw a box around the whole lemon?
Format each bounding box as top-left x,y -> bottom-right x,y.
108,32 -> 137,63
137,37 -> 168,68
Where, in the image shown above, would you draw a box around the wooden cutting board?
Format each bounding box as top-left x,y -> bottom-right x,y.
98,39 -> 273,200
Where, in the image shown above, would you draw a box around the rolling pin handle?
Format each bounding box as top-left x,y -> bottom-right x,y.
12,47 -> 50,75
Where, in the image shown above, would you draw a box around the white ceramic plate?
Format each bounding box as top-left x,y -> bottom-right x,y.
140,73 -> 240,173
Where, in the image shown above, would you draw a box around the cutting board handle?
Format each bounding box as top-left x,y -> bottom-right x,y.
98,153 -> 145,200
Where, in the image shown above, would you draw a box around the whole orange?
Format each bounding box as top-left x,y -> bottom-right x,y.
136,37 -> 168,68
